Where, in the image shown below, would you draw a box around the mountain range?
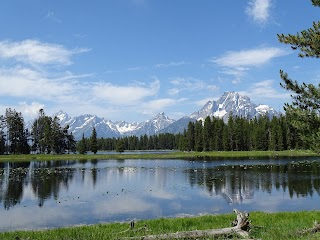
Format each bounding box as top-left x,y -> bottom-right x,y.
51,91 -> 279,140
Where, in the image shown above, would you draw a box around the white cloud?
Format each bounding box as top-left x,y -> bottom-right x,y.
45,10 -> 62,23
0,67 -> 76,101
195,98 -> 214,107
169,77 -> 219,96
213,47 -> 287,68
0,39 -> 89,66
239,80 -> 290,102
212,47 -> 289,83
246,0 -> 272,24
18,102 -> 45,118
155,61 -> 189,68
140,98 -> 187,116
92,79 -> 160,105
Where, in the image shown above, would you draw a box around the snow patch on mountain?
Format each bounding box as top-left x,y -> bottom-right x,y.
190,91 -> 279,122
42,91 -> 279,140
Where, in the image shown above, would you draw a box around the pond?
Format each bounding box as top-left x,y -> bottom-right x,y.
0,157 -> 320,231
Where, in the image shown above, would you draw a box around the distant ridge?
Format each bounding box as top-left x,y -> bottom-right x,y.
49,92 -> 279,140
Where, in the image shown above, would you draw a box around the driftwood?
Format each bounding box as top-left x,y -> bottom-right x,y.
299,220 -> 320,235
123,209 -> 251,239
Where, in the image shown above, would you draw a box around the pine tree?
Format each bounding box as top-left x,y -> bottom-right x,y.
194,120 -> 203,152
77,133 -> 87,154
0,115 -> 6,154
5,108 -> 28,154
187,122 -> 195,151
278,1 -> 320,150
90,127 -> 98,154
203,116 -> 212,151
116,139 -> 125,153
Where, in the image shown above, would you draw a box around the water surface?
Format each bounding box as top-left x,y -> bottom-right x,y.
0,157 -> 319,231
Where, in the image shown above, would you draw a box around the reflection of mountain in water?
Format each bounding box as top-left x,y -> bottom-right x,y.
186,161 -> 320,204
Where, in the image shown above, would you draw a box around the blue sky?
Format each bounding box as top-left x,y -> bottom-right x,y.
0,0 -> 319,122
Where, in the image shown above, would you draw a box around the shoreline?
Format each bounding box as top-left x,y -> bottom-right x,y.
0,150 -> 319,162
1,210 -> 320,239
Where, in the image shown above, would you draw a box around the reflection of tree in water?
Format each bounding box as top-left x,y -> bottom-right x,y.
0,161 -> 77,209
1,162 -> 30,210
186,161 -> 320,204
31,161 -> 76,207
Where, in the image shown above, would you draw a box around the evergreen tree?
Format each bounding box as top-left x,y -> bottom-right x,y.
194,120 -> 203,152
5,108 -> 28,154
90,127 -> 98,154
278,1 -> 320,150
116,139 -> 125,153
203,116 -> 212,151
0,115 -> 6,154
77,133 -> 87,154
187,122 -> 195,151
31,109 -> 74,154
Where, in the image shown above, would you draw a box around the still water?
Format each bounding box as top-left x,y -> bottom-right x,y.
0,157 -> 320,231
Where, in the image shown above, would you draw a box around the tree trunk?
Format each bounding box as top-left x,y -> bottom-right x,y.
124,209 -> 251,239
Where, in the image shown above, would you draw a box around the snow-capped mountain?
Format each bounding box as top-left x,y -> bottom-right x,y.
53,111 -> 175,140
130,112 -> 176,136
190,91 -> 279,122
28,92 -> 279,140
58,113 -> 120,140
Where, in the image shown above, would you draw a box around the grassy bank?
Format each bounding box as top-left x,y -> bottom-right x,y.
1,211 -> 320,239
0,150 -> 319,162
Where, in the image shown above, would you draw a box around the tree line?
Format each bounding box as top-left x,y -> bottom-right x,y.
0,108 -> 312,155
78,114 -> 305,153
0,108 -> 76,155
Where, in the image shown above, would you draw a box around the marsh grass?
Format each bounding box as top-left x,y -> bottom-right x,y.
0,150 -> 318,162
2,211 -> 320,240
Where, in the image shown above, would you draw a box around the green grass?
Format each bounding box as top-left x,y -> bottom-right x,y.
1,211 -> 320,239
0,150 -> 319,162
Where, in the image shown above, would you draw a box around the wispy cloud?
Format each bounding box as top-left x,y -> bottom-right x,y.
154,61 -> 189,68
246,0 -> 272,25
212,47 -> 288,82
213,47 -> 286,68
127,66 -> 144,71
18,102 -> 45,118
239,80 -> 290,102
0,67 -> 76,100
169,77 -> 219,96
45,10 -> 62,24
0,39 -> 90,66
92,79 -> 160,105
195,98 -> 215,107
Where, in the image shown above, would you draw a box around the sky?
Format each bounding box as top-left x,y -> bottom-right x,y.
0,0 -> 319,123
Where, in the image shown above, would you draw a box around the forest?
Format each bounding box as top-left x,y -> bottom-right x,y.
78,114 -> 305,153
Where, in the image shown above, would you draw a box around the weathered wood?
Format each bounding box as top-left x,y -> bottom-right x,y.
122,209 -> 251,239
300,220 -> 320,235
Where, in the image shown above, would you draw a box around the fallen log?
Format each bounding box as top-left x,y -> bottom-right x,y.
123,209 -> 251,239
299,220 -> 320,235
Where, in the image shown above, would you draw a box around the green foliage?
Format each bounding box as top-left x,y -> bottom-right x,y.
183,115 -> 301,152
278,1 -> 320,151
116,139 -> 125,153
312,0 -> 320,6
31,109 -> 75,154
77,133 -> 87,154
0,115 -> 6,155
5,108 -> 29,154
90,127 -> 98,154
83,115 -> 307,153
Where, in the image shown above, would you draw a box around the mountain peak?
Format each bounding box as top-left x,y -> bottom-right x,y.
50,92 -> 279,140
191,92 -> 278,122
